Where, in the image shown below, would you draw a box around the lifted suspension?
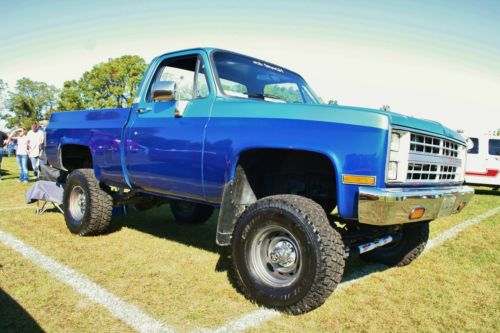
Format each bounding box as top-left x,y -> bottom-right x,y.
344,235 -> 393,258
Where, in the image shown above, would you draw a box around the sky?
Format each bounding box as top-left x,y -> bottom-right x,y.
1,0 -> 499,133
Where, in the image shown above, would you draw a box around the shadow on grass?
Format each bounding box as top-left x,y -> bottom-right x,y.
111,206 -> 386,283
110,204 -> 220,254
106,204 -> 389,304
473,188 -> 500,196
0,168 -> 13,179
0,289 -> 44,333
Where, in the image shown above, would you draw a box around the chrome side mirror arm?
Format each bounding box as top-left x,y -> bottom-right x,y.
174,100 -> 189,118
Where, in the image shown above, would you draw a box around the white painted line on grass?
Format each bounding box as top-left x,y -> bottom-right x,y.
194,309 -> 281,333
0,206 -> 32,212
424,206 -> 500,252
0,230 -> 175,333
204,206 -> 500,333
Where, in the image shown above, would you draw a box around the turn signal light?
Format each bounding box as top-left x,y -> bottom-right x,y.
409,207 -> 425,220
342,174 -> 376,186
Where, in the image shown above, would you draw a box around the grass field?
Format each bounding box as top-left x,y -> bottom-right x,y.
1,155 -> 499,332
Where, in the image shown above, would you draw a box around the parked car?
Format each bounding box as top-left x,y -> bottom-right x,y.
45,48 -> 474,314
465,133 -> 500,190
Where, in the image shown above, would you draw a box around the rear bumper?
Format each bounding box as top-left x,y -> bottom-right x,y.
358,185 -> 474,226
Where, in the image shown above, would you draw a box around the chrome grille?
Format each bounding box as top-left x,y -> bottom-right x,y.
406,163 -> 458,182
410,133 -> 459,158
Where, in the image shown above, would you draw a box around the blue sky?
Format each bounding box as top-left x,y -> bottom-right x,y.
1,0 -> 499,132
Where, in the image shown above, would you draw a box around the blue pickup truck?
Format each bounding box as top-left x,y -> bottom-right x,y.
45,48 -> 474,314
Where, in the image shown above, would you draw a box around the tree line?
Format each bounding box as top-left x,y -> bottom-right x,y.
1,54 -> 333,131
0,55 -> 147,130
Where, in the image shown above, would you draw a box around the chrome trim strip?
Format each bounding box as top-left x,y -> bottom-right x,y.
391,125 -> 466,145
408,153 -> 462,166
358,186 -> 474,226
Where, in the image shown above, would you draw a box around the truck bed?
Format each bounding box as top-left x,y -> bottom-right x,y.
45,108 -> 131,186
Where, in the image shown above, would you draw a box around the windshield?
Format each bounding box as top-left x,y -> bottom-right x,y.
213,51 -> 320,104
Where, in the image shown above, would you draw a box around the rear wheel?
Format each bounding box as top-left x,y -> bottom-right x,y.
360,222 -> 429,266
63,169 -> 113,236
231,194 -> 345,314
170,200 -> 214,224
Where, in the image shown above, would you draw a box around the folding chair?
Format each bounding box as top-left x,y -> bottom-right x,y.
35,200 -> 64,215
26,181 -> 65,215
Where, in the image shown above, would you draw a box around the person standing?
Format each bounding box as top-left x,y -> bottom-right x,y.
9,128 -> 30,183
27,122 -> 44,179
0,129 -> 8,181
37,120 -> 48,162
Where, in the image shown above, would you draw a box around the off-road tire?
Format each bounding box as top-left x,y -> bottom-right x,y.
360,222 -> 429,266
170,200 -> 214,224
230,194 -> 345,314
63,169 -> 113,236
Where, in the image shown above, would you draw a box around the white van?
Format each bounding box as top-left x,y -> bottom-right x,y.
465,133 -> 500,189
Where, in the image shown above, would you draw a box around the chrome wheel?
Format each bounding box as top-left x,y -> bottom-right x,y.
248,225 -> 302,288
69,185 -> 86,223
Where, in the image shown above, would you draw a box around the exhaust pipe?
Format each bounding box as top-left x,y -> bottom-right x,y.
345,235 -> 393,258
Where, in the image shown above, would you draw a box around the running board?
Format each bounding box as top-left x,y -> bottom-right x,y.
345,235 -> 393,258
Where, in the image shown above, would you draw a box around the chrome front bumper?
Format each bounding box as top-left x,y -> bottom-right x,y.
358,186 -> 474,226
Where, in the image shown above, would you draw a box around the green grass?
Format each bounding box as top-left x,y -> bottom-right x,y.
0,156 -> 499,332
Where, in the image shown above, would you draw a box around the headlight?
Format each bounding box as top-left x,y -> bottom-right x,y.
390,132 -> 400,151
387,161 -> 398,180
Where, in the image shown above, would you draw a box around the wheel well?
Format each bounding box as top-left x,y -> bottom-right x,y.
216,149 -> 338,246
237,149 -> 337,210
61,144 -> 93,171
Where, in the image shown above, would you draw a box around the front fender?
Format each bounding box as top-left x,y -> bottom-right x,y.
204,117 -> 389,219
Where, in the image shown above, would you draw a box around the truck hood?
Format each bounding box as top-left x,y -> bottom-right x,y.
329,104 -> 466,144
216,97 -> 465,144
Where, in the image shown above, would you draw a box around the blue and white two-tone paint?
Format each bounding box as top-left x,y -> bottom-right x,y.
45,47 -> 470,223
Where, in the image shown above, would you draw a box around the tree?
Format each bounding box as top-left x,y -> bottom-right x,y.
0,79 -> 8,130
2,78 -> 59,129
0,79 -> 7,112
59,55 -> 147,110
58,80 -> 85,111
0,79 -> 6,100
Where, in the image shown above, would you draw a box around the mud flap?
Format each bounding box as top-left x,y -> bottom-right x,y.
216,166 -> 257,246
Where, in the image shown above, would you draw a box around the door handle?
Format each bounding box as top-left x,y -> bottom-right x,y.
136,107 -> 152,114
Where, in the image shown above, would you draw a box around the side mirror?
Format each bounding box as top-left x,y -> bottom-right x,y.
152,81 -> 176,102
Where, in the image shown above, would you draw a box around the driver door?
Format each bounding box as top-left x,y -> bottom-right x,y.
124,52 -> 214,200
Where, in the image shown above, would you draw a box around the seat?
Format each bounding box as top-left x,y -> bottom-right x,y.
26,180 -> 64,215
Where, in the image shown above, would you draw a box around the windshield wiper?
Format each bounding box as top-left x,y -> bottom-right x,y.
246,92 -> 287,102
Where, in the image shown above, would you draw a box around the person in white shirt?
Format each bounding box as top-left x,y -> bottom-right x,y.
27,122 -> 44,179
9,128 -> 30,183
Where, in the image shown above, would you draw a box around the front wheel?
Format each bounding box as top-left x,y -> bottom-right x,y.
231,195 -> 345,314
63,169 -> 113,236
360,222 -> 429,266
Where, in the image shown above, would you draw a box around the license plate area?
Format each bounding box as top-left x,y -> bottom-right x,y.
438,195 -> 456,218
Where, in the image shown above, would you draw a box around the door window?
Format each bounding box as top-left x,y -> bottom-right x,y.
467,137 -> 479,154
150,55 -> 209,101
489,139 -> 500,156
